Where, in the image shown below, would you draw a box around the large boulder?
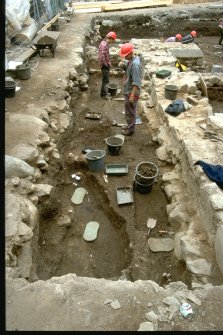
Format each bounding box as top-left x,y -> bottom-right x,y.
5,155 -> 35,178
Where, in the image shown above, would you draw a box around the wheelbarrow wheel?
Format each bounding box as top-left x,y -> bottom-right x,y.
52,46 -> 56,58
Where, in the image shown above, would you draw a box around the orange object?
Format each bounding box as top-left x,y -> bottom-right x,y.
119,43 -> 134,57
106,31 -> 117,40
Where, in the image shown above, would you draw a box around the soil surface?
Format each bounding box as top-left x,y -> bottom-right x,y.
34,72 -> 178,285
5,3 -> 223,331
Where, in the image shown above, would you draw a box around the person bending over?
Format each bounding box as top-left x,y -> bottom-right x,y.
165,34 -> 182,42
181,30 -> 197,44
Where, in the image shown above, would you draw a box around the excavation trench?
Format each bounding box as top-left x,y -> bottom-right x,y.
33,26 -> 222,286
35,70 -> 189,286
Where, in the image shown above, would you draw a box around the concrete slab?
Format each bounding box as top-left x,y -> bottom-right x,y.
171,48 -> 204,59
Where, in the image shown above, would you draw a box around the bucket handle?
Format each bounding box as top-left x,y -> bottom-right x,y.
16,60 -> 30,70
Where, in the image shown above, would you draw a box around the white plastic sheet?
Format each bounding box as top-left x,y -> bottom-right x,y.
6,0 -> 31,37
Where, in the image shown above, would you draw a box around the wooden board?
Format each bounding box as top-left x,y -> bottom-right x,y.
102,0 -> 172,12
72,1 -> 123,9
73,0 -> 172,12
15,48 -> 37,63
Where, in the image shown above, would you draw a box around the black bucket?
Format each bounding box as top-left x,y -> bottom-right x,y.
105,136 -> 124,156
136,161 -> 158,184
51,23 -> 60,31
5,80 -> 16,98
133,174 -> 154,194
107,83 -> 118,97
5,69 -> 17,79
16,65 -> 31,80
165,84 -> 178,100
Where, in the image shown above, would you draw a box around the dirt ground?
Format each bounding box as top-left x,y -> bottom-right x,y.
5,11 -> 223,288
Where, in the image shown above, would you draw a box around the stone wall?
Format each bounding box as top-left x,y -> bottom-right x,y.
135,38 -> 223,277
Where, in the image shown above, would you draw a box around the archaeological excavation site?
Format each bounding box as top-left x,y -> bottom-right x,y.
5,0 -> 223,331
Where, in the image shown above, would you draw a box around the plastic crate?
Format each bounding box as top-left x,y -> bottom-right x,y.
156,69 -> 171,78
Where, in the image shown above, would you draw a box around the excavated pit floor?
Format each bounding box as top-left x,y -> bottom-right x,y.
35,88 -> 221,289
33,34 -> 223,287
35,73 -> 191,286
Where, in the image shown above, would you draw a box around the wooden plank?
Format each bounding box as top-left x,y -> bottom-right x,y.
72,1 -> 123,9
38,13 -> 61,33
15,48 -> 37,63
73,0 -> 172,11
101,0 -> 173,12
74,7 -> 102,13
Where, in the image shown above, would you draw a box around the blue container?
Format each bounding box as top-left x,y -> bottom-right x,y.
85,150 -> 106,172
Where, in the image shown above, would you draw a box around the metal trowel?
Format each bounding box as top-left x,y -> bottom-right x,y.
147,217 -> 157,237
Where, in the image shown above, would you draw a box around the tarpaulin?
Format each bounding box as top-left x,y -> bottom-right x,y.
194,160 -> 223,188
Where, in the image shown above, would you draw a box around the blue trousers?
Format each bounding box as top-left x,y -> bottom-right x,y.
124,94 -> 138,132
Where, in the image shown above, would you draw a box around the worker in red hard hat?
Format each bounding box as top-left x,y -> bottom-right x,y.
218,20 -> 223,45
98,31 -> 117,100
118,43 -> 141,136
165,33 -> 182,42
181,30 -> 197,44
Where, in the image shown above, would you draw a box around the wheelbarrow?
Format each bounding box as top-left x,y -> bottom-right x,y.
31,31 -> 61,57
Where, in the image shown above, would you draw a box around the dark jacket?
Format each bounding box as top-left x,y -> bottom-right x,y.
181,34 -> 194,44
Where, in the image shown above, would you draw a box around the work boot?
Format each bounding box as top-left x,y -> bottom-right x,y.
103,93 -> 111,100
121,129 -> 134,136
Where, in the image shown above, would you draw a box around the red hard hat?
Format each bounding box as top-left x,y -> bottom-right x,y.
175,34 -> 182,40
119,43 -> 134,57
190,30 -> 197,37
106,31 -> 117,40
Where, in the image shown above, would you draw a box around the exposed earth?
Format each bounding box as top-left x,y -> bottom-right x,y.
5,1 -> 223,331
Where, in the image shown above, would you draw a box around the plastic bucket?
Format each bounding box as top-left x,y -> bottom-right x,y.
5,70 -> 17,79
165,84 -> 178,100
5,80 -> 16,98
107,83 -> 118,96
51,23 -> 60,31
133,174 -> 154,194
105,136 -> 124,156
211,64 -> 223,74
16,65 -> 31,80
85,150 -> 106,172
136,161 -> 158,184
